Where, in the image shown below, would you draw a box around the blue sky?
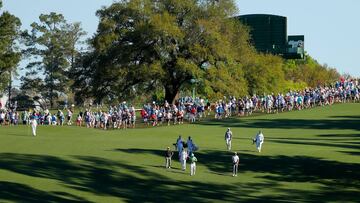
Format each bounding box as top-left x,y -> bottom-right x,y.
2,0 -> 359,85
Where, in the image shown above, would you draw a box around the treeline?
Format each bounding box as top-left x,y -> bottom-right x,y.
0,0 -> 340,108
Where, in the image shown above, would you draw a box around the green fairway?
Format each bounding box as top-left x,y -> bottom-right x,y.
0,103 -> 359,202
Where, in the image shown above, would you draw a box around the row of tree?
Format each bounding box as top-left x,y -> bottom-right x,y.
1,0 -> 341,108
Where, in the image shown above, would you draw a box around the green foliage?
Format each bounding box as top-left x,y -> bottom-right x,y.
152,88 -> 165,104
284,80 -> 308,92
0,5 -> 21,91
14,1 -> 341,106
239,52 -> 340,97
21,12 -> 85,108
76,0 -> 341,103
283,55 -> 340,88
243,54 -> 286,95
11,94 -> 34,110
203,61 -> 248,100
76,0 -> 252,104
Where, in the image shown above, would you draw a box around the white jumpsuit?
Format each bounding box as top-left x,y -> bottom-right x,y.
256,133 -> 264,152
31,119 -> 37,136
180,150 -> 188,170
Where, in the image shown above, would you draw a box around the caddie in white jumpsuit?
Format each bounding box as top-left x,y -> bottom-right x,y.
189,153 -> 197,176
30,115 -> 37,136
225,128 -> 233,151
180,149 -> 188,171
255,131 -> 264,152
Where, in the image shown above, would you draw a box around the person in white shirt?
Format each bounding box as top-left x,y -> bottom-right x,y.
46,112 -> 52,125
189,153 -> 198,176
224,128 -> 233,151
67,109 -> 73,125
0,111 -> 5,125
254,130 -> 264,152
180,148 -> 188,171
232,152 -> 239,177
30,114 -> 37,136
129,105 -> 136,128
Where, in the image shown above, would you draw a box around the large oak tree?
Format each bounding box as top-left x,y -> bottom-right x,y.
78,0 -> 252,104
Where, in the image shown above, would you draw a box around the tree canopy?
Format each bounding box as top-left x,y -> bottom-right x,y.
75,0 -> 253,104
1,0 -> 343,107
21,12 -> 85,108
0,1 -> 21,92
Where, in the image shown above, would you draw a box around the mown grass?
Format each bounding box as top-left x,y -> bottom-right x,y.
0,103 -> 359,202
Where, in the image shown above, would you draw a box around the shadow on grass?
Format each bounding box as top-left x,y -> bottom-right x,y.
115,148 -> 360,201
0,181 -> 90,203
115,148 -> 164,157
330,115 -> 360,119
0,153 -> 238,202
0,152 -> 359,202
199,116 -> 360,131
317,133 -> 360,138
267,138 -> 360,151
267,136 -> 360,141
338,150 -> 360,156
238,154 -> 360,183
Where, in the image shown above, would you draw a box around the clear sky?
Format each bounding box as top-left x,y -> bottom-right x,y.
2,0 -> 359,85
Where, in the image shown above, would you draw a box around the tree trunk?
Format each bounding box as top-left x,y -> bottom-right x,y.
8,71 -> 12,109
50,74 -> 54,109
165,85 -> 179,104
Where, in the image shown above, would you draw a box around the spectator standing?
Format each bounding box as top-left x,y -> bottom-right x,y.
165,147 -> 174,169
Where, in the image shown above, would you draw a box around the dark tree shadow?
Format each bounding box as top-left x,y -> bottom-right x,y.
267,138 -> 360,151
113,148 -> 360,202
115,148 -> 233,174
238,153 -> 360,191
330,115 -> 360,119
1,152 -> 359,202
0,181 -> 91,203
338,150 -> 360,156
317,133 -> 360,138
199,114 -> 360,131
0,153 -> 239,202
115,148 -> 164,157
267,136 -> 360,141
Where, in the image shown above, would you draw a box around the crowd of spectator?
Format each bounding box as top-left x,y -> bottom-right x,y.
0,79 -> 359,129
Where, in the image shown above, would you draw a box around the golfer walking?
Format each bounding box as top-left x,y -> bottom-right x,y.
232,152 -> 239,177
225,128 -> 233,151
189,153 -> 198,176
254,130 -> 264,152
